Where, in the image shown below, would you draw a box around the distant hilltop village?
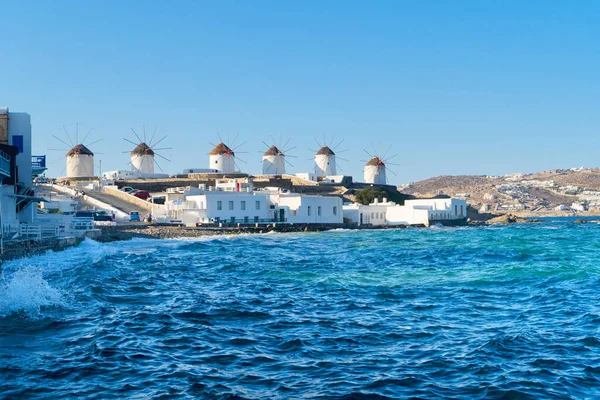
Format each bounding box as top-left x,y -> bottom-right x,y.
400,167 -> 600,215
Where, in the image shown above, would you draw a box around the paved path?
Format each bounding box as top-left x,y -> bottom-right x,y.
85,190 -> 146,215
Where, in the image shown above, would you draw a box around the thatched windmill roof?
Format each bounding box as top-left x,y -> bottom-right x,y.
365,156 -> 384,167
316,146 -> 335,156
263,145 -> 284,157
209,142 -> 234,155
131,142 -> 155,156
67,144 -> 94,157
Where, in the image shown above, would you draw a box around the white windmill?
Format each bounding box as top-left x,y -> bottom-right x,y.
209,135 -> 246,174
311,135 -> 348,177
362,143 -> 399,185
50,123 -> 101,178
261,136 -> 295,175
123,125 -> 171,176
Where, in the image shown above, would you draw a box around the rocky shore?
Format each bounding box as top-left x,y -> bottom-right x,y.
96,224 -> 349,242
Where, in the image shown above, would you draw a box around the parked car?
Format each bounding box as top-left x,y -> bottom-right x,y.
129,211 -> 140,222
93,211 -> 113,222
132,190 -> 151,200
149,196 -> 165,204
120,186 -> 136,193
74,211 -> 95,219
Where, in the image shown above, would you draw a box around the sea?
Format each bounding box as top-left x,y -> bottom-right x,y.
1,218 -> 600,399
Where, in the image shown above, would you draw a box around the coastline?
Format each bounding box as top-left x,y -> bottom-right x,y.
95,223 -> 413,243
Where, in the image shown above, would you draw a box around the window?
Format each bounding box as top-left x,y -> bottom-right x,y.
12,135 -> 23,153
308,206 -> 312,216
333,206 -> 337,215
455,205 -> 458,215
241,201 -> 246,210
244,216 -> 249,223
255,201 -> 261,210
229,201 -> 234,210
371,212 -> 374,219
254,216 -> 259,222
460,205 -> 464,216
230,217 -> 235,223
317,206 -> 322,217
217,201 -> 222,210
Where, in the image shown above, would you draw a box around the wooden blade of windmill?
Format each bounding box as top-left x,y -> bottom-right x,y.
53,135 -> 73,149
152,147 -> 172,151
123,138 -> 138,147
334,138 -> 345,150
336,156 -> 349,162
149,126 -> 158,147
152,135 -> 168,148
154,158 -> 164,173
382,144 -> 393,160
313,138 -> 322,148
131,128 -> 144,144
155,153 -> 171,162
282,137 -> 291,151
284,158 -> 295,168
87,138 -> 103,147
63,125 -> 75,146
80,127 -> 94,146
233,155 -> 247,164
231,133 -> 240,147
143,124 -> 147,143
50,155 -> 65,164
232,141 -> 246,151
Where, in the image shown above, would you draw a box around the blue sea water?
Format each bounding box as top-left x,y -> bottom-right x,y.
1,220 -> 600,399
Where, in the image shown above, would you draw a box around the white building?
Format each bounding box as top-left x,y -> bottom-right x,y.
66,144 -> 95,178
209,143 -> 236,174
163,179 -> 343,225
0,107 -> 36,225
262,146 -> 286,175
0,107 -> 94,238
343,198 -> 467,227
364,156 -> 386,185
314,146 -> 336,177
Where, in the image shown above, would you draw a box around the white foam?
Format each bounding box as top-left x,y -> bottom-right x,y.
0,266 -> 64,317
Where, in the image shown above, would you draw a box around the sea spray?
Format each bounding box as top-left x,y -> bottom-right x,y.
0,266 -> 64,317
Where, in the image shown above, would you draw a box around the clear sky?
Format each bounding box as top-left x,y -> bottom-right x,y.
1,1 -> 599,184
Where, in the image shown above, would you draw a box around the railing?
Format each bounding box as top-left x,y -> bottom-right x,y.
0,149 -> 11,177
71,217 -> 95,231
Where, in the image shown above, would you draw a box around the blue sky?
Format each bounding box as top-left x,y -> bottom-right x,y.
1,1 -> 599,184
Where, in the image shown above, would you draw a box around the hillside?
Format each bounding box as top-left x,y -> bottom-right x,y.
399,167 -> 600,215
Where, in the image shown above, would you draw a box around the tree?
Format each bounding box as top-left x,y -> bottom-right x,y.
354,188 -> 388,205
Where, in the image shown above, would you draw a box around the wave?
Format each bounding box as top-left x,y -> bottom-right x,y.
0,266 -> 65,318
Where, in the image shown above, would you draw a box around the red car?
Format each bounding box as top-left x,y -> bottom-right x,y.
132,190 -> 151,200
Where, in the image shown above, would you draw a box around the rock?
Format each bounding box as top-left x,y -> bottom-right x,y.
486,213 -> 535,224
